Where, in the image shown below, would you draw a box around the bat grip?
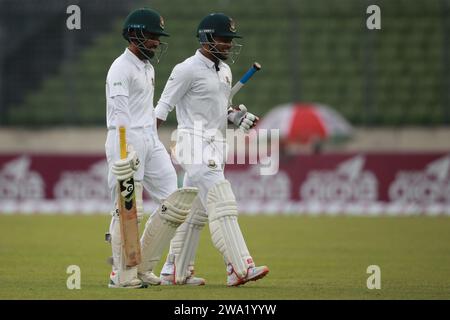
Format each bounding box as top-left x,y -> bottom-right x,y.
119,126 -> 127,160
240,66 -> 257,84
240,62 -> 261,84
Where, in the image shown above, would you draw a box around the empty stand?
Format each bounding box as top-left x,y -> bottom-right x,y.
1,0 -> 447,126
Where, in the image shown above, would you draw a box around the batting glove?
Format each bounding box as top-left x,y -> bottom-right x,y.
227,104 -> 259,134
112,145 -> 140,181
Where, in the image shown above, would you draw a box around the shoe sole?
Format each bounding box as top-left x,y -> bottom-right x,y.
187,281 -> 206,286
138,273 -> 161,286
228,267 -> 269,287
160,280 -> 206,286
140,277 -> 161,286
108,283 -> 148,289
247,267 -> 269,283
142,281 -> 161,286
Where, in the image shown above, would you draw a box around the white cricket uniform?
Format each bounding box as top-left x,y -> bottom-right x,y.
105,48 -> 177,206
155,50 -> 232,207
156,50 -> 260,283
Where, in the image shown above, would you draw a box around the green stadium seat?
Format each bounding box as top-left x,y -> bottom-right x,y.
7,0 -> 445,126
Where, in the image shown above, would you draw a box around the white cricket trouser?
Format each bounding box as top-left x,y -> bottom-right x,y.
173,130 -> 228,207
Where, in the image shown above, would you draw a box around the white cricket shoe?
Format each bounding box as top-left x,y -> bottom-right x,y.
160,273 -> 206,286
160,267 -> 206,286
226,264 -> 269,287
108,272 -> 147,289
138,271 -> 161,286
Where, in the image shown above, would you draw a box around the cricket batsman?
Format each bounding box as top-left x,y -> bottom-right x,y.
105,8 -> 198,288
155,13 -> 269,286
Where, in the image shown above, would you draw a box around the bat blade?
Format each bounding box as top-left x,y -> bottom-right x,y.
117,178 -> 141,267
117,127 -> 141,268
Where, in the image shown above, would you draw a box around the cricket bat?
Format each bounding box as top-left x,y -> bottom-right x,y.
117,126 -> 141,267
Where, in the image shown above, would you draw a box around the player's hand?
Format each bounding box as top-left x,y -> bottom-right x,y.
228,104 -> 259,133
112,145 -> 140,181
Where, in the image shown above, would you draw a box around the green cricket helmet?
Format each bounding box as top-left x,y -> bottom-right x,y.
122,8 -> 169,63
122,8 -> 169,40
197,13 -> 243,63
197,13 -> 242,42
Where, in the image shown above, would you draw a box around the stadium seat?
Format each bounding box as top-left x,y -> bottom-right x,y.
6,0 -> 446,126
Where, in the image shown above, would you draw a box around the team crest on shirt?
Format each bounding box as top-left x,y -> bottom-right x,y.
229,18 -> 236,33
207,160 -> 217,169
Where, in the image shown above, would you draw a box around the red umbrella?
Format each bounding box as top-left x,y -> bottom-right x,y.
257,103 -> 353,145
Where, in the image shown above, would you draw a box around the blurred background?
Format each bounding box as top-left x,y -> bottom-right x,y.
0,0 -> 448,214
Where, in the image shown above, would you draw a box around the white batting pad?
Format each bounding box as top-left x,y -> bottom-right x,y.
138,187 -> 198,273
168,196 -> 208,283
207,180 -> 252,279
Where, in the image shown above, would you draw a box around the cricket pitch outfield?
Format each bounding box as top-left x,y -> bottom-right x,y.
0,215 -> 449,300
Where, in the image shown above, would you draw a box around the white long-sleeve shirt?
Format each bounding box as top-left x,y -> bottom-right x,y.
106,48 -> 156,131
155,50 -> 232,138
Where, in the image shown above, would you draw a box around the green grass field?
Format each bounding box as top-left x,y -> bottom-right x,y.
0,215 -> 449,300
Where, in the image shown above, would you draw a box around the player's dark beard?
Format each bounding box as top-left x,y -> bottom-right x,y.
215,52 -> 228,61
208,45 -> 228,61
140,47 -> 155,59
130,38 -> 155,60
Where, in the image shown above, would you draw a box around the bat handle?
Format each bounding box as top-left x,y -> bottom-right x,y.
119,126 -> 127,160
229,62 -> 261,106
240,62 -> 261,84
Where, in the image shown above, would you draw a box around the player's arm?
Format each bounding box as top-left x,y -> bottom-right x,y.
107,65 -> 131,132
155,100 -> 172,129
113,95 -> 131,131
155,63 -> 193,128
109,95 -> 140,180
156,117 -> 164,129
107,68 -> 139,179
